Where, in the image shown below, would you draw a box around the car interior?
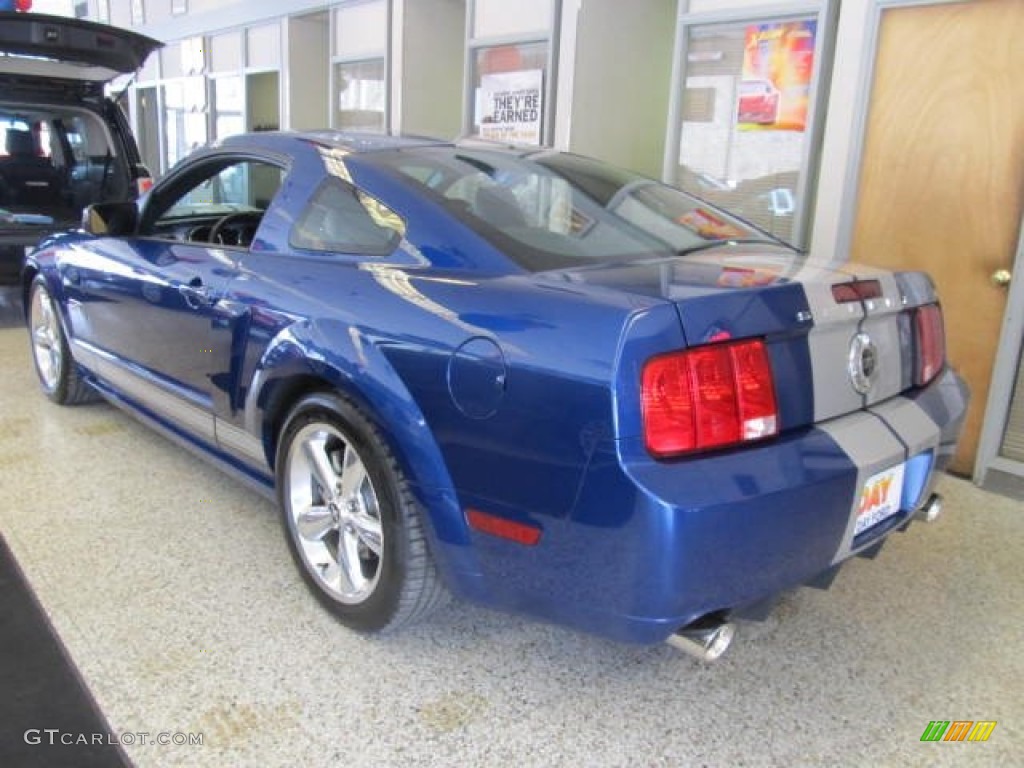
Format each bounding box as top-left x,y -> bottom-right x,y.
144,159 -> 284,248
0,107 -> 132,223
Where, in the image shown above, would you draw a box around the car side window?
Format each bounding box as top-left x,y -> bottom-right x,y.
147,158 -> 285,247
290,177 -> 404,257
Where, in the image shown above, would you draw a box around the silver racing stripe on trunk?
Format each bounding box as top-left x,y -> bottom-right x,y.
868,396 -> 940,461
851,269 -> 906,407
800,271 -> 866,422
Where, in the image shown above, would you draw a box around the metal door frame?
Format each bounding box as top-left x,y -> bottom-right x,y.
974,209 -> 1024,485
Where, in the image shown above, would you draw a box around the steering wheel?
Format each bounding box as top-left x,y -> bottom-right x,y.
209,211 -> 263,246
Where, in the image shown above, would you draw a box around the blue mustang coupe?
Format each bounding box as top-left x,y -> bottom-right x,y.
24,132 -> 968,659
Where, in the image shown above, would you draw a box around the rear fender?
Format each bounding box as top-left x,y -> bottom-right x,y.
245,319 -> 483,591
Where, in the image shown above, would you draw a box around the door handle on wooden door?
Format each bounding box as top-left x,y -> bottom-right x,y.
991,269 -> 1012,288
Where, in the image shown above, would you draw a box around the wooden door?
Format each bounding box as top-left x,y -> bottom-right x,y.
850,0 -> 1024,475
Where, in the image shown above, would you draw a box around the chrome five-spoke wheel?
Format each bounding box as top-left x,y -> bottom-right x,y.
277,393 -> 446,633
27,277 -> 94,405
30,282 -> 63,392
286,422 -> 384,604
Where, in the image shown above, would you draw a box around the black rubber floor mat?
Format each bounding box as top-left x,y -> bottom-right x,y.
0,534 -> 131,767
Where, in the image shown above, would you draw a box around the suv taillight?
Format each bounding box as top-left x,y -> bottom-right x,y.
913,303 -> 945,386
642,339 -> 778,457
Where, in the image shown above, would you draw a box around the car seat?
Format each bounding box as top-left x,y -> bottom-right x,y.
473,185 -> 527,229
0,129 -> 64,208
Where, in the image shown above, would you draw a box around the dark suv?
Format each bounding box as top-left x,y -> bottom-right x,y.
0,12 -> 161,282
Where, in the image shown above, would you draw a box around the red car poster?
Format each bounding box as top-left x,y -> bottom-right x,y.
738,21 -> 816,132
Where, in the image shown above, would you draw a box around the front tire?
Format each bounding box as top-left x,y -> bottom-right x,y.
28,277 -> 96,405
276,392 -> 446,633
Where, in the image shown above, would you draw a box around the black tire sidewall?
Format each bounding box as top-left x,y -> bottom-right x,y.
276,392 -> 409,633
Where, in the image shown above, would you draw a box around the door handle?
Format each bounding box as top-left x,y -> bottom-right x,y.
992,269 -> 1012,288
179,277 -> 212,309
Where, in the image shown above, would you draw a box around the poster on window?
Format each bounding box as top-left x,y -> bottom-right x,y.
737,21 -> 816,132
476,69 -> 543,146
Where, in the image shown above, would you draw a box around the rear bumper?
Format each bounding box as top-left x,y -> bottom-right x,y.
464,367 -> 968,644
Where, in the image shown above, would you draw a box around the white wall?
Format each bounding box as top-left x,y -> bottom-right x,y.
473,0 -> 551,38
285,13 -> 329,131
33,0 -> 74,15
562,0 -> 677,177
397,0 -> 466,139
335,0 -> 388,59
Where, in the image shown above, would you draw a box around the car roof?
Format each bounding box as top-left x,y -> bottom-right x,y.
213,130 -> 453,156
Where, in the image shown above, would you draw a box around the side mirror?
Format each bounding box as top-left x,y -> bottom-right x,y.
82,201 -> 138,237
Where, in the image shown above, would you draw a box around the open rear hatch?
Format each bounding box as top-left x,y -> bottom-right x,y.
0,11 -> 162,84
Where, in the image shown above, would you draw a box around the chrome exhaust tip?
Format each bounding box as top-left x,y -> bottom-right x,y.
916,493 -> 943,523
666,621 -> 736,661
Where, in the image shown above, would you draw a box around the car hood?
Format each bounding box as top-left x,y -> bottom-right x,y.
0,12 -> 162,84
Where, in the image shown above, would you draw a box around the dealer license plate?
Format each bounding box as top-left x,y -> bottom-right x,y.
854,463 -> 906,537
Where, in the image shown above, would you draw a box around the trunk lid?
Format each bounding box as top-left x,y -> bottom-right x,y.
547,245 -> 937,429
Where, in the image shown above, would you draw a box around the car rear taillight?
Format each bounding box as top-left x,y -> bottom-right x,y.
642,339 -> 778,457
913,303 -> 945,386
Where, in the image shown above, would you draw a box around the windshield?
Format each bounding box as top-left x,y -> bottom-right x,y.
360,146 -> 773,271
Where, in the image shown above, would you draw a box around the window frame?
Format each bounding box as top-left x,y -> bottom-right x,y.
663,1 -> 838,250
330,1 -> 391,132
332,57 -> 389,134
462,0 -> 562,146
139,151 -> 289,250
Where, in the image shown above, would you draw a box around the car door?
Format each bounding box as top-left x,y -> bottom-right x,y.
209,172 -> 408,473
66,152 -> 286,445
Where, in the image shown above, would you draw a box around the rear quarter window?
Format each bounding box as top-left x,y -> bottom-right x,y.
290,177 -> 404,256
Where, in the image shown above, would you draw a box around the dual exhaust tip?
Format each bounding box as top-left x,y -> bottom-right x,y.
666,493 -> 945,661
666,620 -> 736,662
916,492 -> 943,523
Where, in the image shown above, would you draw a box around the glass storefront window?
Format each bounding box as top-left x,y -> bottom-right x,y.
162,78 -> 208,171
470,41 -> 548,145
335,59 -> 386,132
212,76 -> 245,141
673,19 -> 821,245
135,86 -> 161,177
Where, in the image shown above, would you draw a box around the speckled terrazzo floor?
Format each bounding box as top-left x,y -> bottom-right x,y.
0,284 -> 1021,767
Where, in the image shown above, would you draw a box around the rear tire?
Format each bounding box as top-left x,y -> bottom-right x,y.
28,277 -> 96,405
276,392 -> 446,633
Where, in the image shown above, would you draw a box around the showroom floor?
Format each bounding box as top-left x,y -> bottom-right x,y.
0,284 -> 1021,767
